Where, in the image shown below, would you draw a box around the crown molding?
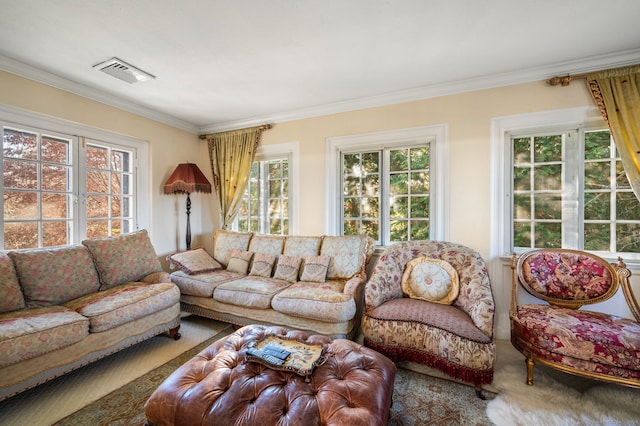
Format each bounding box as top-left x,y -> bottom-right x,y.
0,55 -> 200,134
200,48 -> 640,133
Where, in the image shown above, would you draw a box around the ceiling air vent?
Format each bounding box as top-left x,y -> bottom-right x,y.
93,57 -> 155,84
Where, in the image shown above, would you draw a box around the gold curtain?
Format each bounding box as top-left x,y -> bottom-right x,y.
206,126 -> 268,229
586,65 -> 640,200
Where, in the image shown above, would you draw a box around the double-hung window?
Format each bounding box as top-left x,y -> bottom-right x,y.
236,157 -> 289,235
1,107 -> 148,250
327,125 -> 448,246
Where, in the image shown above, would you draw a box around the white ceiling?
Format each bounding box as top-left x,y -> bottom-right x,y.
1,0 -> 639,134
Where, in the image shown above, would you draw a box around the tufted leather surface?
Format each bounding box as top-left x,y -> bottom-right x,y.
145,324 -> 396,426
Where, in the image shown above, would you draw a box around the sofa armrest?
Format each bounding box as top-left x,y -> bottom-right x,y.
343,274 -> 365,297
141,271 -> 172,284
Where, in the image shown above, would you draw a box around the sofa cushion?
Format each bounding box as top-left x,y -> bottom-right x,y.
167,248 -> 222,275
0,306 -> 89,367
299,255 -> 331,283
249,253 -> 276,278
512,304 -> 640,372
271,281 -> 356,322
320,235 -> 368,279
226,249 -> 254,274
82,230 -> 162,289
213,277 -> 292,309
0,252 -> 25,313
64,282 -> 179,333
8,245 -> 101,308
273,255 -> 302,283
283,236 -> 322,257
401,257 -> 459,305
248,234 -> 285,256
213,230 -> 253,266
170,270 -> 244,297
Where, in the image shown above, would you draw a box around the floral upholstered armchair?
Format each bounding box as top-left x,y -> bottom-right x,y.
510,249 -> 640,388
362,241 -> 496,396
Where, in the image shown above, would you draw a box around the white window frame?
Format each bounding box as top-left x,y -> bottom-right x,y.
233,141 -> 300,235
490,105 -> 639,261
1,105 -> 150,248
326,124 -> 449,245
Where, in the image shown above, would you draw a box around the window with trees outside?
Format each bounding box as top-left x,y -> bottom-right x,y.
235,157 -> 289,235
1,112 -> 147,250
512,128 -> 640,255
342,146 -> 430,244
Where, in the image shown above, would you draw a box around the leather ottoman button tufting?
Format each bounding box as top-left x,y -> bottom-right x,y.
144,324 -> 396,426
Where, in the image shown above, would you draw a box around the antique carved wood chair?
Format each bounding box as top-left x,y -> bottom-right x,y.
510,248 -> 640,388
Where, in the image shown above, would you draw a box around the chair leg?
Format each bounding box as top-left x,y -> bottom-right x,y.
525,357 -> 535,385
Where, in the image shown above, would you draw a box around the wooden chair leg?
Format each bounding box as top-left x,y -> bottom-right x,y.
169,325 -> 181,340
525,357 -> 534,385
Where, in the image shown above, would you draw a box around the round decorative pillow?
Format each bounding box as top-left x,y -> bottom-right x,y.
401,257 -> 460,304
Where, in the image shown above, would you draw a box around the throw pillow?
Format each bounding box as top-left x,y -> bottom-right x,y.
401,257 -> 460,304
226,249 -> 254,274
299,255 -> 331,283
249,253 -> 277,278
273,255 -> 302,283
166,248 -> 222,275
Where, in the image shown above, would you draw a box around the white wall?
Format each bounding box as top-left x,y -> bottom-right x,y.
3,70 -> 638,339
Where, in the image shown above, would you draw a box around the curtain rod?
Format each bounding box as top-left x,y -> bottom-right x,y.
199,124 -> 273,139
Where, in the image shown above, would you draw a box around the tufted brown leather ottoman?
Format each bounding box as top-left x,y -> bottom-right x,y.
144,324 -> 396,426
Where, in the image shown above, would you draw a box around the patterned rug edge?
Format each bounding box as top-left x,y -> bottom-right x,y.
54,325 -> 234,426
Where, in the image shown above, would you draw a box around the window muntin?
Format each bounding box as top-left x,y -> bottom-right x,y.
236,157 -> 289,235
85,142 -> 134,238
341,143 -> 431,245
3,126 -> 74,248
2,116 -> 144,250
511,128 -> 640,254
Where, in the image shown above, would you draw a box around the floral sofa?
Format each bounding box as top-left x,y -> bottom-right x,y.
510,248 -> 640,388
168,230 -> 373,339
0,230 -> 181,401
361,241 -> 496,394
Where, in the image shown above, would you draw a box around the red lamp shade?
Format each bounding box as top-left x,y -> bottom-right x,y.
164,163 -> 212,195
164,163 -> 211,250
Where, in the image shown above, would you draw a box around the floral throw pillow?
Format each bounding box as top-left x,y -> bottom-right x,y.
273,255 -> 302,283
299,255 -> 331,283
167,248 -> 222,275
226,249 -> 254,274
249,253 -> 277,278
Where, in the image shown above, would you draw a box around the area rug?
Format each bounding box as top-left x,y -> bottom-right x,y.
486,363 -> 640,426
55,336 -> 492,425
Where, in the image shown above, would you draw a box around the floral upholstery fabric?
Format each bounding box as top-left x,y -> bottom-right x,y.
171,269 -> 245,297
249,253 -> 277,278
213,276 -> 293,309
8,245 -> 101,308
273,255 -> 302,283
283,236 -> 322,257
0,306 -> 89,367
212,230 -> 253,266
226,249 -> 254,274
365,240 -> 495,337
0,252 -> 25,313
82,230 -> 162,290
64,282 -> 179,333
520,251 -> 612,300
272,280 -> 355,322
512,304 -> 640,379
248,235 -> 285,257
299,255 -> 331,283
166,248 -> 222,275
320,235 -> 368,280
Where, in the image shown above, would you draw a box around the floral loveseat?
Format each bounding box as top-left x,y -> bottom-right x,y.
361,240 -> 496,394
0,230 -> 181,401
168,230 -> 373,339
511,248 -> 640,388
